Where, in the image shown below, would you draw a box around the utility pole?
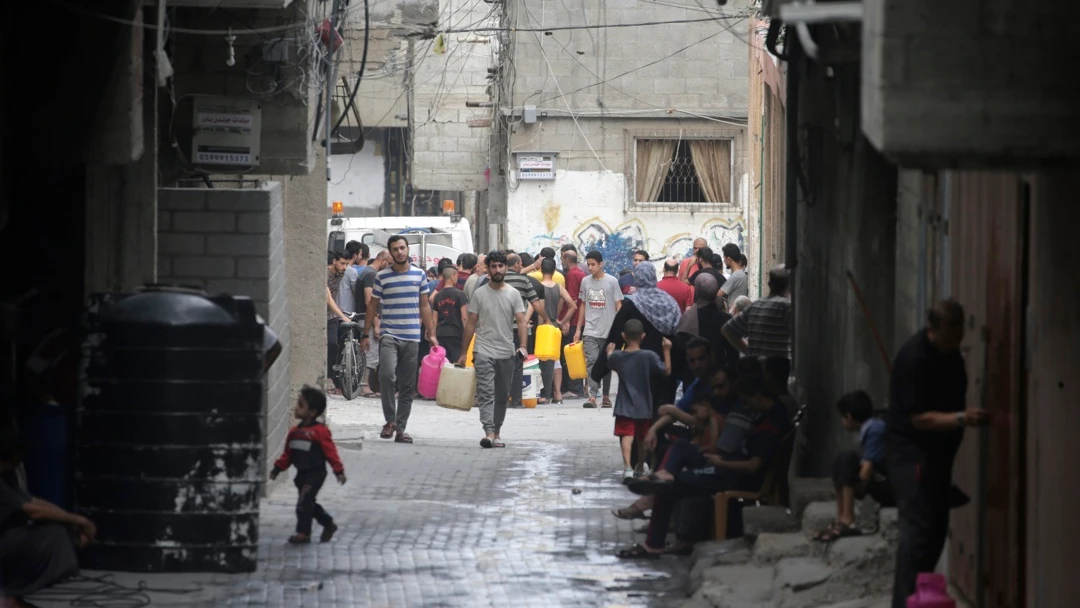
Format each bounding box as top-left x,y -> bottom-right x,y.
486,0 -> 511,249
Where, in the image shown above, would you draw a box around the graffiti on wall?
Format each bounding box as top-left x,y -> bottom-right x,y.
526,216 -> 747,272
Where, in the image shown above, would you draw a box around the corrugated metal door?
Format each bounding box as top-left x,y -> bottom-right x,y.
946,171 -> 1026,608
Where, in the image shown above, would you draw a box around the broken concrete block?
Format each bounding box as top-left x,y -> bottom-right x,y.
687,539 -> 753,594
775,557 -> 832,592
699,564 -> 776,603
789,478 -> 835,516
827,535 -> 889,568
879,508 -> 899,544
753,533 -> 812,565
743,506 -> 801,537
801,502 -> 836,538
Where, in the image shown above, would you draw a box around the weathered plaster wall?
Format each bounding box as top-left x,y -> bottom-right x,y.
506,170 -> 747,272
506,116 -> 750,270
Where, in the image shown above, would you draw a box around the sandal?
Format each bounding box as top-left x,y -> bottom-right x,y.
480,437 -> 494,449
287,534 -> 311,544
814,522 -> 862,542
601,398 -> 613,408
611,506 -> 648,520
379,422 -> 396,439
584,399 -> 597,409
360,390 -> 378,398
492,440 -> 506,448
394,432 -> 413,444
616,544 -> 661,560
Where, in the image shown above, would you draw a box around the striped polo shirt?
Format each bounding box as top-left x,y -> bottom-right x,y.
723,295 -> 791,359
372,266 -> 431,342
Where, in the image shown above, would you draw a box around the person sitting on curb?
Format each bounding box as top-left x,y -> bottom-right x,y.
814,390 -> 893,541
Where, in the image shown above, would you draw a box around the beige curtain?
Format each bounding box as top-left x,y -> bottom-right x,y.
635,139 -> 678,202
689,140 -> 732,203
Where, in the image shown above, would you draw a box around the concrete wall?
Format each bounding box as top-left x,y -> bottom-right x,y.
409,0 -> 497,190
328,146 -> 386,211
339,0 -> 441,130
791,61 -> 899,477
506,117 -> 749,268
156,183 -> 291,478
169,6 -> 317,175
507,0 -> 753,117
861,0 -> 1078,164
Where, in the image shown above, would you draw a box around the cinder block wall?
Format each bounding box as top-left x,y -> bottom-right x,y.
157,183 -> 291,481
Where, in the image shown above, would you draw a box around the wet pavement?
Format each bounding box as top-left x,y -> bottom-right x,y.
29,394 -> 687,607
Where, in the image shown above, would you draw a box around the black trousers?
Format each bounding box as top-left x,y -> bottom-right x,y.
327,318 -> 342,389
832,449 -> 894,506
295,470 -> 334,535
889,461 -> 950,608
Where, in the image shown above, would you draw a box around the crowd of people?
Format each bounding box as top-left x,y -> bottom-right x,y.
317,233 -> 985,608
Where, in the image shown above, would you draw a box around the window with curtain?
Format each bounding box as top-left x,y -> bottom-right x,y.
634,138 -> 732,208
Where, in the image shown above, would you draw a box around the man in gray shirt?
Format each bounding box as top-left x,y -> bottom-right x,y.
458,250 -> 528,449
574,250 -> 623,408
720,243 -> 749,311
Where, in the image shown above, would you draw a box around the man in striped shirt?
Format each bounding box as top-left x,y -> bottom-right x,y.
722,266 -> 793,390
361,235 -> 437,444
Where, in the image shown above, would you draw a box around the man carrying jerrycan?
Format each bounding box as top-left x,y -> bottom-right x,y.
457,250 -> 529,449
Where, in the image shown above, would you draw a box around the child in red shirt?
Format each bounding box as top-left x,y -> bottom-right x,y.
270,386 -> 347,544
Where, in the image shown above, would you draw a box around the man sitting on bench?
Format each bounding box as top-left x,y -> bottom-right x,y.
616,375 -> 792,558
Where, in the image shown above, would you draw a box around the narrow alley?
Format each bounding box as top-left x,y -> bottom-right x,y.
28,398 -> 686,608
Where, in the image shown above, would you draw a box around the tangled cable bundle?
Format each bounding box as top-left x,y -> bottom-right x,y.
27,574 -> 204,608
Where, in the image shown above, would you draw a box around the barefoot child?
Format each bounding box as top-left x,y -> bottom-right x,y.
270,386 -> 347,544
606,319 -> 672,481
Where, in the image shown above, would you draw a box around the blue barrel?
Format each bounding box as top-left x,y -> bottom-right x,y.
76,288 -> 265,573
17,403 -> 74,510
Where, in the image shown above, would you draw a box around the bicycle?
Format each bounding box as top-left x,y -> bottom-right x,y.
335,312 -> 367,400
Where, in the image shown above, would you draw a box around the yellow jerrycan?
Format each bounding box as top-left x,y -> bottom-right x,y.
564,341 -> 587,380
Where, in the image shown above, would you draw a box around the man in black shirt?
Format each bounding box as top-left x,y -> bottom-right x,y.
431,267 -> 468,363
886,300 -> 988,607
687,246 -> 726,293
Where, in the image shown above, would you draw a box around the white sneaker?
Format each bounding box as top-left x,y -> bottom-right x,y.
637,462 -> 651,476
622,467 -> 635,481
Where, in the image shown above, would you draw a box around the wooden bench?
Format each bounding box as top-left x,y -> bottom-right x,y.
712,402 -> 806,541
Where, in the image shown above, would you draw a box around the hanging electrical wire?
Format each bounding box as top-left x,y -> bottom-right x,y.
331,0 -> 369,149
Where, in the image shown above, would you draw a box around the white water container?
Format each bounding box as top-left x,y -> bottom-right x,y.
435,363 -> 476,411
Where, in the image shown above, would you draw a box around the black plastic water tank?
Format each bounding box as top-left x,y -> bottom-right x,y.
76,287 -> 265,573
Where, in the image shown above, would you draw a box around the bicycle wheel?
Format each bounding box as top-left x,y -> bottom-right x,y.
340,341 -> 365,400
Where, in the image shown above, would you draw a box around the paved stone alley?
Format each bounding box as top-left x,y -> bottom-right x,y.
29,394 -> 689,608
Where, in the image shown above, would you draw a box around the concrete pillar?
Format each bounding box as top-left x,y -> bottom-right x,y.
84,11 -> 157,294
282,149 -> 330,396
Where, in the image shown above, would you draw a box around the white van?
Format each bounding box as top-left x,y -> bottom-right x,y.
327,214 -> 475,269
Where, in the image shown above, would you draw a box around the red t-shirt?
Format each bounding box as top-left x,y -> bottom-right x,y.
678,257 -> 702,283
657,276 -> 695,310
563,265 -> 586,312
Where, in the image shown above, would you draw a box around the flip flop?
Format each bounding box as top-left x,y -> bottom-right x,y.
492,440 -> 506,448
814,522 -> 862,542
611,507 -> 649,520
616,545 -> 661,560
394,432 -> 413,444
